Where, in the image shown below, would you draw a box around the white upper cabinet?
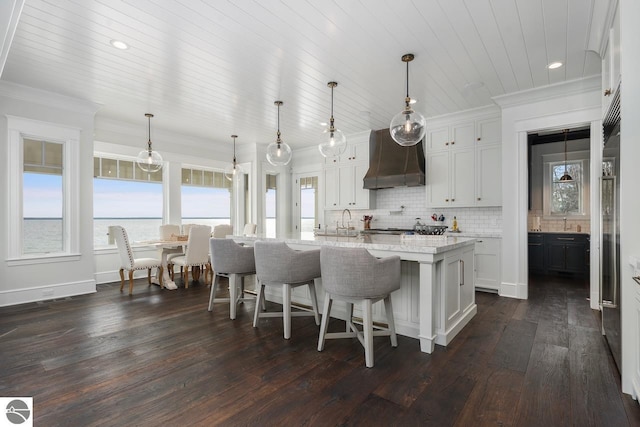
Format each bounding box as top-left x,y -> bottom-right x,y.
426,110 -> 501,208
602,3 -> 621,117
323,132 -> 374,210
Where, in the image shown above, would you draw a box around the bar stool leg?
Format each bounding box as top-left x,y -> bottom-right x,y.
208,274 -> 220,311
318,294 -> 332,351
309,279 -> 320,325
283,284 -> 292,339
229,274 -> 238,320
384,295 -> 398,347
363,299 -> 374,368
253,281 -> 265,327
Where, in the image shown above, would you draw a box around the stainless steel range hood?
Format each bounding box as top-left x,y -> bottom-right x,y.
363,129 -> 425,189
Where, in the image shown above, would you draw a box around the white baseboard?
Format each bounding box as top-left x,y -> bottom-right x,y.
499,281 -> 528,299
0,279 -> 96,307
435,304 -> 478,346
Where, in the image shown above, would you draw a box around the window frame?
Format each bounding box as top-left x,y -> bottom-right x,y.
542,158 -> 590,219
7,116 -> 81,265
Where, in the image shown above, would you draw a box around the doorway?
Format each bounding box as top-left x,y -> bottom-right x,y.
293,174 -> 318,239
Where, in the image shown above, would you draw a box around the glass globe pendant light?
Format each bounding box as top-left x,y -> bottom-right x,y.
224,135 -> 243,181
319,81 -> 347,158
559,129 -> 573,181
266,101 -> 292,166
389,53 -> 427,147
135,113 -> 163,173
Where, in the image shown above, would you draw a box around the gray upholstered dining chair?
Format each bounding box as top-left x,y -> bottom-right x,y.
208,238 -> 257,319
253,241 -> 321,339
317,246 -> 401,368
169,225 -> 211,288
110,225 -> 164,295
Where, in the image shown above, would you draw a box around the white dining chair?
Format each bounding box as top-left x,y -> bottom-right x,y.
243,223 -> 257,236
159,224 -> 180,240
169,225 -> 211,288
213,224 -> 233,238
111,225 -> 164,295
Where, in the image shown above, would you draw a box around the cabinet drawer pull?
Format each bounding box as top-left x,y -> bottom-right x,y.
557,237 -> 575,241
477,137 -> 481,141
445,199 -> 449,202
451,141 -> 455,145
445,142 -> 449,146
529,243 -> 543,246
451,198 -> 455,202
604,88 -> 612,96
477,197 -> 481,201
460,259 -> 465,286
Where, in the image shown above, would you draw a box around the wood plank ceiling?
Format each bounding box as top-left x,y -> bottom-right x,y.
1,0 -> 605,149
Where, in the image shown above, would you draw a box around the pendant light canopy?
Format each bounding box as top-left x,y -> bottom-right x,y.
389,53 -> 427,147
224,134 -> 243,181
319,81 -> 347,158
266,101 -> 292,166
559,129 -> 573,182
136,113 -> 163,173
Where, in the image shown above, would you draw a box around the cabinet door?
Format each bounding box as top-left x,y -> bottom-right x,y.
324,167 -> 339,209
443,251 -> 462,330
602,32 -> 613,116
338,165 -> 354,207
528,242 -> 544,273
426,151 -> 450,207
460,244 -> 475,312
564,242 -> 586,273
352,163 -> 370,209
476,145 -> 501,206
450,148 -> 475,206
476,118 -> 500,146
475,238 -> 501,291
450,122 -> 474,149
427,126 -> 449,151
545,242 -> 566,272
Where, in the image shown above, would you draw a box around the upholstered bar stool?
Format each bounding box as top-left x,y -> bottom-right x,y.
318,246 -> 401,368
253,241 -> 321,339
209,238 -> 257,319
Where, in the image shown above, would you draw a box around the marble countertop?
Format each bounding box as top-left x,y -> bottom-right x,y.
232,233 -> 476,255
528,230 -> 590,235
445,231 -> 502,239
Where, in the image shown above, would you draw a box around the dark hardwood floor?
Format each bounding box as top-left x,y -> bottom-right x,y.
1,274 -> 639,426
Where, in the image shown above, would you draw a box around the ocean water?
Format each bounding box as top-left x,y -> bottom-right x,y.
24,217 -> 312,253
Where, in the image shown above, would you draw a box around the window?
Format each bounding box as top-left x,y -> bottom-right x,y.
265,174 -> 277,238
7,117 -> 80,262
93,156 -> 163,247
181,167 -> 232,230
545,159 -> 588,216
298,176 -> 318,239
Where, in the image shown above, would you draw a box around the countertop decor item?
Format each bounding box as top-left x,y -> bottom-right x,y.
135,113 -> 163,173
266,101 -> 292,166
319,81 -> 347,158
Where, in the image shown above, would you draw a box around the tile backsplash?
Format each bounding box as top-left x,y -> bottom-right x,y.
324,186 -> 502,233
527,210 -> 590,233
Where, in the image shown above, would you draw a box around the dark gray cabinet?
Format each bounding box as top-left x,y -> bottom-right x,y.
528,233 -> 544,273
528,232 -> 589,275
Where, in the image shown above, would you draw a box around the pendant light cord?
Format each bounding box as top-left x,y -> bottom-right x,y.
147,115 -> 152,153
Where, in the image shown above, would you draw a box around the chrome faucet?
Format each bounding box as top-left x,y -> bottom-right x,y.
341,208 -> 352,229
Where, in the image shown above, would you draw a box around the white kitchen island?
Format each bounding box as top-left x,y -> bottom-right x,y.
232,233 -> 477,354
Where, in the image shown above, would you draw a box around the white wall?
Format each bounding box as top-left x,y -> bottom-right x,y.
619,0 -> 640,397
494,76 -> 602,302
0,81 -> 99,306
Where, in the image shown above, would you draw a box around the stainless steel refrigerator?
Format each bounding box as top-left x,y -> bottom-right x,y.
601,117 -> 621,373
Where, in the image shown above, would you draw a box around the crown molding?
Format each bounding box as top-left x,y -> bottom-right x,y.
492,75 -> 601,110
0,80 -> 101,114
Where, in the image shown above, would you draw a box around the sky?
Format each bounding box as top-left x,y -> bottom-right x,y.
25,173 -> 312,219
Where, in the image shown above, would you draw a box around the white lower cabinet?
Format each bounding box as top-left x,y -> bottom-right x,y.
442,244 -> 475,334
474,238 -> 501,292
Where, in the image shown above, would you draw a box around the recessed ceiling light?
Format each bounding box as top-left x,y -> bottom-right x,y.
110,39 -> 129,50
547,61 -> 563,69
